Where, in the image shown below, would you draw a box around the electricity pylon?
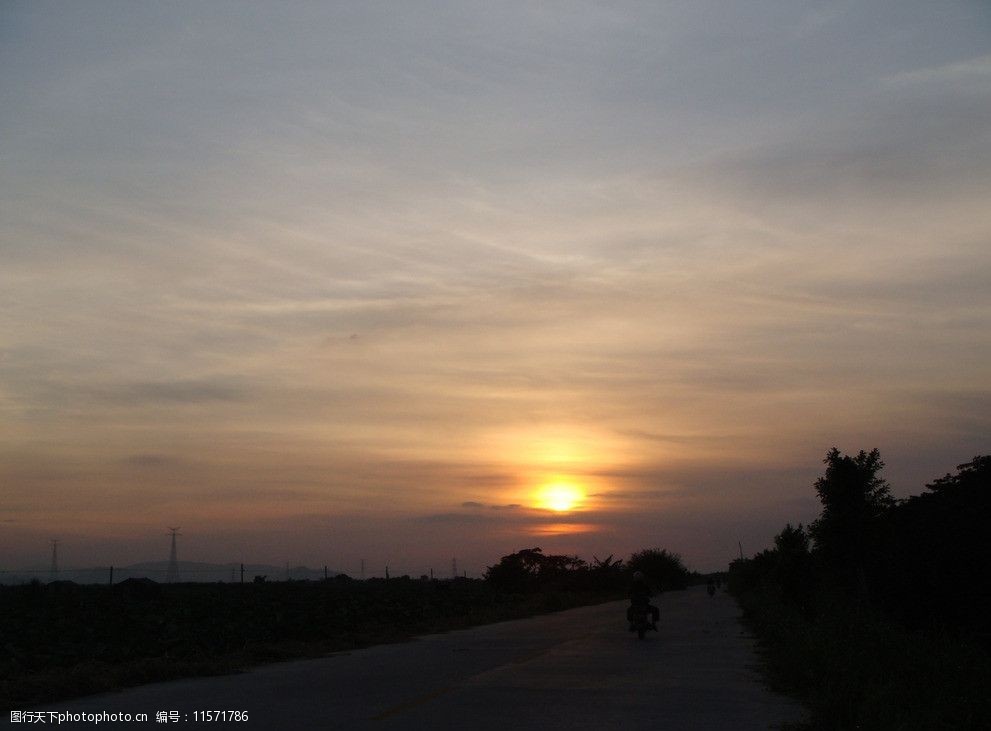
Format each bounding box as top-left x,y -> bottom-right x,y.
49,539 -> 59,583
166,527 -> 181,583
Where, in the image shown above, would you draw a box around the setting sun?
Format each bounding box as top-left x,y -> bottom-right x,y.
537,481 -> 585,512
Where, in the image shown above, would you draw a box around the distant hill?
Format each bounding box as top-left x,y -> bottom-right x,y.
0,561 -> 342,585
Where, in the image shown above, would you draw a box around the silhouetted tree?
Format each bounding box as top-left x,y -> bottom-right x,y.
873,455 -> 991,634
586,554 -> 626,592
772,523 -> 814,610
809,447 -> 893,597
484,548 -> 542,592
483,548 -> 587,592
591,554 -> 622,572
626,548 -> 690,590
727,550 -> 776,596
775,522 -> 810,553
925,454 -> 990,497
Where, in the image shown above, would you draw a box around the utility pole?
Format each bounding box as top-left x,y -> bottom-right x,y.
240,563 -> 244,585
452,557 -> 457,580
109,565 -> 114,585
49,539 -> 59,583
166,528 -> 181,583
738,541 -> 744,561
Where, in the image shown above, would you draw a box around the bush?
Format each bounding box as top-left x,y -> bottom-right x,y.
732,582 -> 991,730
627,548 -> 691,590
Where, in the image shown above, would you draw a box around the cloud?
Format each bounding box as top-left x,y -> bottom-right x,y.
884,53 -> 991,86
93,380 -> 247,405
120,453 -> 184,468
587,489 -> 690,502
417,512 -> 503,525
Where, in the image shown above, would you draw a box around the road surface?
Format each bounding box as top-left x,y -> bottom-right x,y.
39,585 -> 806,729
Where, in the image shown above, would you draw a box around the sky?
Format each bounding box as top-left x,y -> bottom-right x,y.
2,1 -> 989,576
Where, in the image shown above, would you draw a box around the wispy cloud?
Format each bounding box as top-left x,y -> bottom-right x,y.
883,53 -> 991,86
93,380 -> 247,405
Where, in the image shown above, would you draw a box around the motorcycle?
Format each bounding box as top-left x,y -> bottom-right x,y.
628,602 -> 655,640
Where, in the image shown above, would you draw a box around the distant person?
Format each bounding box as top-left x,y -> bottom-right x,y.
707,577 -> 716,597
627,571 -> 659,630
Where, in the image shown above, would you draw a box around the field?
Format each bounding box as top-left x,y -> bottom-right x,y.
1,576 -> 617,708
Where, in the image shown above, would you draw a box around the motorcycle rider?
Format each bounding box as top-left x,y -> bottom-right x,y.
627,570 -> 659,630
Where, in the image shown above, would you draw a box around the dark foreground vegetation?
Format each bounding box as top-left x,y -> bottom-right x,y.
1,546 -> 691,708
730,451 -> 991,730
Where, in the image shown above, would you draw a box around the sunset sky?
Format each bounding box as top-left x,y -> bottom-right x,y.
2,2 -> 989,576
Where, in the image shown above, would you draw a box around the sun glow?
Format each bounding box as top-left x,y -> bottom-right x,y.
537,481 -> 585,512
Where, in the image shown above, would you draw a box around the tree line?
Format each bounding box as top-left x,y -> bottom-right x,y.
734,449 -> 989,638
729,449 -> 990,729
483,546 -> 694,594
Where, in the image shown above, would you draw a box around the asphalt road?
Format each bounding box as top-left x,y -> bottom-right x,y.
39,585 -> 806,729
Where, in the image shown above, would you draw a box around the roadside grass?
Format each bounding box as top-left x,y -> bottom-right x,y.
1,578 -> 617,709
735,588 -> 991,730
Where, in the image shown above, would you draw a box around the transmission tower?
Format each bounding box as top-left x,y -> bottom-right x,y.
166,527 -> 181,583
49,539 -> 59,583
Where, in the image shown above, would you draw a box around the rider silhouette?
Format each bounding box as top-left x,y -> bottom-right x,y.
627,570 -> 659,630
